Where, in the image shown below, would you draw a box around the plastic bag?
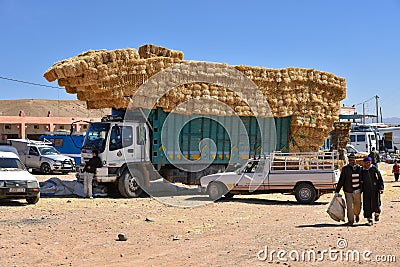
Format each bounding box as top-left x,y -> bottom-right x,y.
326,193 -> 346,222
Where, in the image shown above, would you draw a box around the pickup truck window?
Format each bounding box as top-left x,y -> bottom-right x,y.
29,147 -> 39,156
244,161 -> 259,173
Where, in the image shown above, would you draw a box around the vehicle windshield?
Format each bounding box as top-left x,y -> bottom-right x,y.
38,147 -> 60,155
0,158 -> 26,170
83,122 -> 110,153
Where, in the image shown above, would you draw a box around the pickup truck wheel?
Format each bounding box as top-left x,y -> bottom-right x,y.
294,183 -> 316,204
40,163 -> 51,174
207,182 -> 226,201
26,194 -> 40,204
118,169 -> 143,198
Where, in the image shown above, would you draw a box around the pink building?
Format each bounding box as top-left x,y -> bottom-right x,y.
0,100 -> 110,140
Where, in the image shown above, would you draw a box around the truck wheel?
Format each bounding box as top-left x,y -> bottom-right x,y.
207,182 -> 227,201
118,169 -> 143,198
40,163 -> 51,174
26,194 -> 40,204
294,183 -> 316,204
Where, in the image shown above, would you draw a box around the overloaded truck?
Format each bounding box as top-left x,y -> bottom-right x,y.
200,151 -> 340,204
77,108 -> 291,197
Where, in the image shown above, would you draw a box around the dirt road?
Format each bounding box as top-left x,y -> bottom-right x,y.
1,164 -> 399,266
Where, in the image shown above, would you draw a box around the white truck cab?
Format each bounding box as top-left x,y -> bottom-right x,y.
78,117 -> 151,197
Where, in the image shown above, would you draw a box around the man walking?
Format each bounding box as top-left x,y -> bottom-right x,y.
83,150 -> 102,199
360,157 -> 384,226
335,153 -> 362,226
368,147 -> 380,168
392,160 -> 399,182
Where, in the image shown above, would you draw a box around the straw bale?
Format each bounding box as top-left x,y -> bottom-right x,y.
44,44 -> 347,152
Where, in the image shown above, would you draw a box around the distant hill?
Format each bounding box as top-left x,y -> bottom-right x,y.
0,99 -> 110,118
382,117 -> 400,125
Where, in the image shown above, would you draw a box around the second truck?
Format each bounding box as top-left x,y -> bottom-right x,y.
77,108 -> 291,197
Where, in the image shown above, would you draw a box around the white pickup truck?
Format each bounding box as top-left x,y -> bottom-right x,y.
9,139 -> 75,174
200,151 -> 341,204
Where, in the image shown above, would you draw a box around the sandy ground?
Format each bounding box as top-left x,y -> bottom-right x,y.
1,163 -> 399,267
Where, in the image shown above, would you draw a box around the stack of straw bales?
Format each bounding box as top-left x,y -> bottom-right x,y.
331,121 -> 352,150
44,44 -> 347,152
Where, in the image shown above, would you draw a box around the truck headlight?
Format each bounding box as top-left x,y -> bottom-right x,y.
27,181 -> 39,188
0,181 -> 5,187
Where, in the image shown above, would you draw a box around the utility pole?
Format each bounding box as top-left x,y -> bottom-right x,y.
362,103 -> 365,124
380,107 -> 383,123
375,95 -> 379,123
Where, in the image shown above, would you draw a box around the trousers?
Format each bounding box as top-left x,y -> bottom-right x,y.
344,192 -> 362,223
84,172 -> 94,198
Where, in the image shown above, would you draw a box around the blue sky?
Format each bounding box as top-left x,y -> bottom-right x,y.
1,0 -> 399,117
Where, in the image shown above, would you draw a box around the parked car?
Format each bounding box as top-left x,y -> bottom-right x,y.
0,151 -> 40,204
0,143 -> 19,156
9,139 -> 75,174
382,154 -> 398,164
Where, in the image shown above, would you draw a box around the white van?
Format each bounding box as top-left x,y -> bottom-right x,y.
349,131 -> 377,153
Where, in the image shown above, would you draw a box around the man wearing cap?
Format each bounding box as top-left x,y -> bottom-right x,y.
335,153 -> 362,226
360,156 -> 384,226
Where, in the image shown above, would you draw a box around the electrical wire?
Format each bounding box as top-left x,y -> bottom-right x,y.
353,95 -> 376,107
0,75 -> 62,89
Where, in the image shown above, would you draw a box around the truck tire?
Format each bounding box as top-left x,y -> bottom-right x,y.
26,194 -> 40,204
207,182 -> 227,201
118,169 -> 143,198
294,183 -> 316,204
40,163 -> 51,174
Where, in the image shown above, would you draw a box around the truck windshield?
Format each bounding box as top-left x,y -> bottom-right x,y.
38,147 -> 60,155
0,158 -> 26,170
83,123 -> 110,153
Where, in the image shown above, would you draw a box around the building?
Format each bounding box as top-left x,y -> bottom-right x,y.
0,99 -> 110,140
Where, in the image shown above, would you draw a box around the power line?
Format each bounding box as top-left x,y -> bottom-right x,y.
0,75 -> 63,89
353,95 -> 376,107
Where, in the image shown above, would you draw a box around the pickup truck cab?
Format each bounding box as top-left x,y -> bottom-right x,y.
9,139 -> 76,174
0,151 -> 40,204
200,151 -> 340,204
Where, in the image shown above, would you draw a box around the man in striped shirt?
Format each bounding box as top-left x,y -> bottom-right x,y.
335,153 -> 362,226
